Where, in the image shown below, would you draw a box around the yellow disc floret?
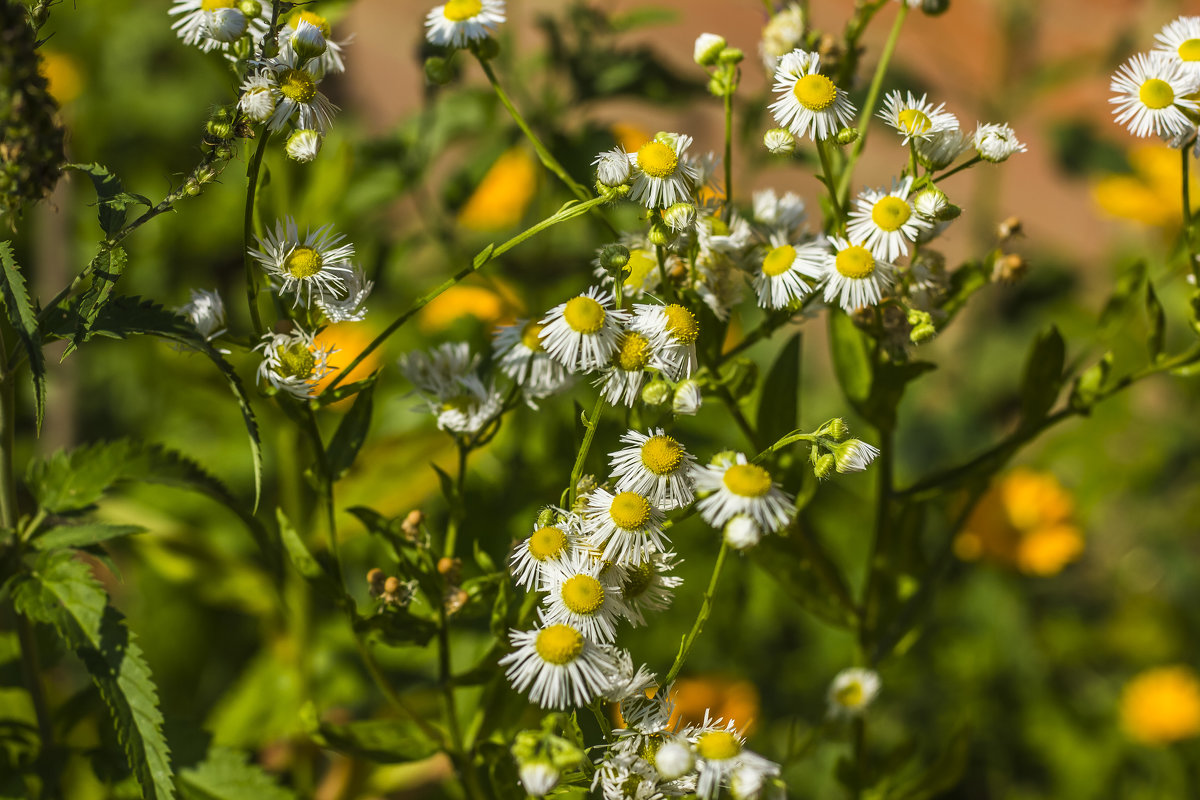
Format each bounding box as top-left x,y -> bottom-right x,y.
641,435 -> 684,475
615,332 -> 652,371
609,491 -> 652,529
528,526 -> 567,561
563,296 -> 606,334
870,197 -> 912,232
201,0 -> 234,9
793,74 -> 837,112
535,624 -> 584,665
276,344 -> 316,380
896,108 -> 932,135
284,246 -> 323,278
663,304 -> 699,344
278,68 -> 317,104
561,575 -> 605,615
835,245 -> 876,279
762,244 -> 797,277
443,0 -> 483,22
520,320 -> 545,352
696,730 -> 742,761
723,463 -> 772,498
835,681 -> 865,708
1180,39 -> 1200,62
637,141 -> 679,179
1139,78 -> 1175,110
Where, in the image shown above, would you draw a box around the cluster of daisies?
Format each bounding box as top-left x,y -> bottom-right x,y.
1110,17 -> 1200,146
499,430 -> 801,798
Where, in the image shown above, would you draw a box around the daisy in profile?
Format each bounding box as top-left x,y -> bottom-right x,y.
693,453 -> 793,533
1110,52 -> 1199,139
827,667 -> 881,718
817,236 -> 895,313
539,286 -> 629,373
425,0 -> 506,48
169,0 -> 265,53
973,122 -> 1028,163
752,233 -> 824,310
768,49 -> 856,142
1154,17 -> 1200,79
628,133 -> 700,209
431,374 -> 503,436
500,616 -> 619,709
596,330 -> 656,407
609,428 -> 697,510
399,342 -> 478,397
877,91 -> 958,145
915,127 -> 972,170
316,265 -> 373,322
541,552 -> 628,643
629,303 -> 700,381
751,188 -> 806,236
494,319 -> 573,404
685,714 -> 780,800
265,53 -> 338,133
251,217 -> 355,307
509,516 -> 582,591
177,288 -> 227,343
255,327 -> 334,399
581,487 -> 667,566
280,9 -> 348,75
845,177 -> 929,262
618,551 -> 683,627
238,72 -> 276,123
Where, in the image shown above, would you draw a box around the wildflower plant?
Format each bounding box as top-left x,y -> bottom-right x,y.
0,2 -> 1198,800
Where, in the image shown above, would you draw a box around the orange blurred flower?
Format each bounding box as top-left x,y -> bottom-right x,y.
1091,145 -> 1200,228
417,281 -> 523,334
38,49 -> 82,105
1120,665 -> 1200,746
313,322 -> 383,405
458,147 -> 538,232
668,676 -> 760,733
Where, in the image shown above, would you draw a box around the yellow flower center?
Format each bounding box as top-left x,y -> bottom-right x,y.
276,343 -> 315,380
641,435 -> 684,475
762,244 -> 796,277
442,0 -> 483,21
1179,39 -> 1200,62
615,332 -> 651,372
284,246 -> 323,278
793,73 -> 837,112
528,526 -> 567,561
609,491 -> 652,530
835,681 -> 865,708
871,197 -> 912,232
278,68 -> 317,104
535,624 -> 584,665
563,296 -> 606,334
835,245 -> 876,279
896,108 -> 931,135
1139,78 -> 1175,110
622,562 -> 654,599
560,575 -> 605,615
723,463 -> 772,498
201,0 -> 234,10
696,731 -> 741,761
637,141 -> 679,179
520,320 -> 545,352
440,395 -> 472,414
293,9 -> 332,37
663,304 -> 699,344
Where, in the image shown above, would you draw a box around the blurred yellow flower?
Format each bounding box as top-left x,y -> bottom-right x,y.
457,147 -> 538,232
668,676 -> 760,733
418,282 -> 523,333
38,49 -> 82,105
954,468 -> 1083,576
1091,145 -> 1200,228
1120,666 -> 1200,746
313,322 -> 383,405
611,123 -> 651,153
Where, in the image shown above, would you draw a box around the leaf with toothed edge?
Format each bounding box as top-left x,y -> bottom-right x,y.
0,242 -> 46,433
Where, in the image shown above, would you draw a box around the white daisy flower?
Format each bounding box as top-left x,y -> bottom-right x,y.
609,428 -> 697,510
541,552 -> 628,643
832,439 -> 880,473
628,133 -> 700,210
316,265 -> 372,323
1154,16 -> 1200,79
698,211 -> 756,255
751,188 -> 806,235
518,760 -> 560,798
285,129 -> 323,163
238,72 -> 276,123
768,49 -> 856,142
654,735 -> 696,781
972,122 -> 1028,162
877,90 -> 958,145
817,236 -> 896,313
596,330 -> 657,407
499,617 -> 619,709
432,374 -> 502,436
593,755 -> 664,800
582,487 -> 667,566
595,146 -> 632,187
425,0 -> 506,48
827,667 -> 881,718
723,515 -> 761,551
599,648 -> 659,704
399,342 -> 478,397
759,3 -> 805,74
254,327 -> 333,399
169,0 -> 266,53
694,453 -> 793,533
250,217 -> 355,308
265,53 -> 338,133
752,233 -> 824,310
539,286 -> 630,373
618,551 -> 683,627
509,516 -> 581,591
845,176 -> 929,262
280,10 -> 348,75
685,715 -> 780,800
494,319 -> 574,404
914,127 -> 972,170
673,380 -> 702,416
177,288 -> 227,343
629,303 -> 699,381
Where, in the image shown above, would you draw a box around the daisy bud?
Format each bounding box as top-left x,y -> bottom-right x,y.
206,8 -> 248,43
818,417 -> 849,442
673,380 -> 702,415
694,33 -> 726,66
718,46 -> 744,64
662,201 -> 697,232
594,147 -> 631,187
832,439 -> 880,473
654,736 -> 695,780
291,19 -> 329,62
239,76 -> 276,123
238,0 -> 262,18
912,188 -> 946,220
642,379 -> 672,406
535,507 -> 558,528
724,515 -> 762,550
835,127 -> 860,146
599,243 -> 631,271
813,453 -> 835,480
518,760 -> 559,797
285,129 -> 323,163
974,122 -> 1026,162
647,217 -> 677,246
473,36 -> 501,61
992,252 -> 1027,283
937,202 -> 962,222
366,568 -> 385,594
763,127 -> 795,155
424,56 -> 454,85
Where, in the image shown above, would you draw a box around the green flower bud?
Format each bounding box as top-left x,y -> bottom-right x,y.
641,379 -> 672,406
813,454 -> 836,480
693,33 -> 726,66
472,37 -> 500,61
1070,351 -> 1113,410
238,0 -> 263,19
600,243 -> 631,272
764,127 -> 795,155
922,0 -> 951,15
835,127 -> 860,146
647,217 -> 677,246
424,56 -> 454,85
718,46 -> 744,64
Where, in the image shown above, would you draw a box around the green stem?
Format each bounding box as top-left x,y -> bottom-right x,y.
324,195 -> 608,393
243,128 -> 272,337
816,139 -> 846,231
1184,144 -> 1200,284
567,394 -> 606,507
301,406 -> 340,573
933,154 -> 982,183
664,540 -> 730,685
851,717 -> 867,800
723,89 -> 735,215
350,633 -> 445,744
859,424 -> 893,657
444,444 -> 469,558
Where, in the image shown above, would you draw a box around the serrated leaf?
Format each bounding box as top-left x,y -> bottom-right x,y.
326,377 -> 377,480
828,311 -> 872,407
69,246 -> 127,353
67,162 -> 150,237
0,242 -> 45,433
757,333 -> 802,448
1146,281 -> 1166,361
12,551 -> 175,800
33,522 -> 146,550
177,746 -> 295,800
313,717 -> 439,764
1018,326 -> 1065,428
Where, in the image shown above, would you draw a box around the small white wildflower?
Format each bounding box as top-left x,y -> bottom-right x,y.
817,236 -> 896,313
723,515 -> 761,550
425,0 -> 506,48
539,286 -> 630,373
673,380 -> 702,415
250,217 -> 355,308
769,49 -> 856,142
877,90 -> 958,145
500,617 -> 619,709
238,72 -> 276,123
973,122 -> 1027,162
316,265 -> 373,323
254,327 -> 333,399
827,667 -> 881,718
694,33 -> 726,66
285,129 -> 323,163
595,146 -> 632,187
1110,51 -> 1200,140
177,288 -> 226,342
763,127 -> 796,155
628,133 -> 700,210
694,453 -> 794,533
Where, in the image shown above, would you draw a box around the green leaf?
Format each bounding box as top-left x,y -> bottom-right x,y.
67,163 -> 150,238
751,523 -> 857,629
326,376 -> 377,480
1018,326 -> 1065,429
276,508 -> 346,606
885,726 -> 970,800
940,261 -> 989,322
313,718 -> 439,764
828,311 -> 872,407
1146,281 -> 1166,361
68,246 -> 127,354
314,374 -> 378,406
12,551 -> 175,800
177,746 -> 295,800
32,522 -> 146,550
1100,260 -> 1146,326
0,242 -> 45,432
431,462 -> 456,502
757,333 -> 802,448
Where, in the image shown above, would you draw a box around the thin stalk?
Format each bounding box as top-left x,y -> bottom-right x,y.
243,129 -> 272,337
301,406 -> 340,572
859,425 -> 892,658
723,89 -> 735,216
568,394 -> 606,507
933,154 -> 982,183
852,717 -> 867,800
444,444 -> 469,558
816,139 -> 846,230
350,633 -> 445,744
1184,145 -> 1200,284
664,541 -> 730,685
